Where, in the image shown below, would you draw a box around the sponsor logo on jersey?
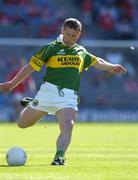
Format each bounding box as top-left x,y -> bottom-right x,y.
46,55 -> 84,72
57,49 -> 65,55
57,56 -> 80,66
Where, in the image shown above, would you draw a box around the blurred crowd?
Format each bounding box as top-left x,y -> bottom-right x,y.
0,0 -> 65,38
75,0 -> 138,39
0,0 -> 138,39
0,0 -> 138,121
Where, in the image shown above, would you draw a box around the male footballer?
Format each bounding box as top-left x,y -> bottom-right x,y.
0,18 -> 127,165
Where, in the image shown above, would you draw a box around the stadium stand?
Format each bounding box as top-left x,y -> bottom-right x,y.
0,0 -> 137,39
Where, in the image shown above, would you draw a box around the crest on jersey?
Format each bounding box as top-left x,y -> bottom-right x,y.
32,99 -> 38,106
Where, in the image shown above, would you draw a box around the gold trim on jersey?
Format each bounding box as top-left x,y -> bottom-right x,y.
46,55 -> 84,72
29,56 -> 44,71
91,56 -> 98,66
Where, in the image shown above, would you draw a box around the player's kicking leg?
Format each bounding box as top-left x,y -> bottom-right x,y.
51,108 -> 77,165
17,106 -> 47,128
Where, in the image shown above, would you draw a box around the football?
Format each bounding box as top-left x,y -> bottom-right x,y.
6,147 -> 27,166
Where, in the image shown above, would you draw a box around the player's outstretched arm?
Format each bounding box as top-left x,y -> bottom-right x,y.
0,63 -> 35,92
93,58 -> 127,74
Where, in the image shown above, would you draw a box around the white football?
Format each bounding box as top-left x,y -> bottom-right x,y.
6,147 -> 27,166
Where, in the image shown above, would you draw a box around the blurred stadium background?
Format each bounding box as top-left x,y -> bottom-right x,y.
0,0 -> 138,122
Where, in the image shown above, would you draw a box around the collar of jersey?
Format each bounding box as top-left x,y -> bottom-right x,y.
57,34 -> 76,49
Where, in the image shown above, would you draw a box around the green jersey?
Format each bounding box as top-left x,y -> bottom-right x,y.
29,40 -> 98,91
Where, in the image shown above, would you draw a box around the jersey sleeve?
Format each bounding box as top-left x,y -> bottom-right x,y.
83,51 -> 98,70
29,44 -> 51,71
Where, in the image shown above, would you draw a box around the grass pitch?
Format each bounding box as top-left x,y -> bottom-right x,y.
0,122 -> 138,180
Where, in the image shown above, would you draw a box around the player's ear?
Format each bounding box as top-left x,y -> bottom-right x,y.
77,31 -> 81,38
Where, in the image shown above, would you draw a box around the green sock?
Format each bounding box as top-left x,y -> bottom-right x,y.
54,150 -> 65,159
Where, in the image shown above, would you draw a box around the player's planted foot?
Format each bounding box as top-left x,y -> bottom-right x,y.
20,97 -> 33,107
51,157 -> 65,166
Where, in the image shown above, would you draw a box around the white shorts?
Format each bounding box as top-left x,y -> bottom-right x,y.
29,82 -> 78,115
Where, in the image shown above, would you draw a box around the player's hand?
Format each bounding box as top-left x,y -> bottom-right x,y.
0,82 -> 13,92
112,64 -> 127,74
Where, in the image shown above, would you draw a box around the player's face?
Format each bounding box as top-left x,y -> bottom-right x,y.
62,26 -> 81,47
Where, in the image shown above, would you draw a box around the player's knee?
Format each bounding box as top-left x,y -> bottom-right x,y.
17,121 -> 28,128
